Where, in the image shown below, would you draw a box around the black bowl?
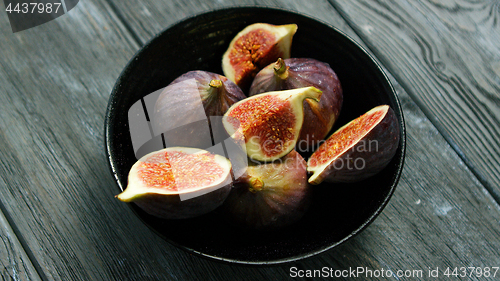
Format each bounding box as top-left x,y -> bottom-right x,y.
105,6 -> 406,264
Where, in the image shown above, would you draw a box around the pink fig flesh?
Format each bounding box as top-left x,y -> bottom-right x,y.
222,23 -> 298,92
223,87 -> 322,162
117,147 -> 233,219
250,58 -> 343,150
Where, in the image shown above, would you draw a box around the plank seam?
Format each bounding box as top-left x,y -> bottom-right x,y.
326,0 -> 500,205
0,200 -> 48,281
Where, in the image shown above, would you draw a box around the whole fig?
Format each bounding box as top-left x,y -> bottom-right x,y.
152,70 -> 246,149
223,150 -> 311,230
250,58 -> 343,151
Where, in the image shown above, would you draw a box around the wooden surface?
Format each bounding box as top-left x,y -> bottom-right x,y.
331,0 -> 500,202
0,0 -> 498,280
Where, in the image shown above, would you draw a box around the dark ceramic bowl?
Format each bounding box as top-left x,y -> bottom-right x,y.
105,7 -> 406,264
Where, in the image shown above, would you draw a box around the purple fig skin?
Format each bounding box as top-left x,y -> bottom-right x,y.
153,70 -> 246,149
307,105 -> 400,184
249,58 -> 343,150
223,150 -> 311,230
168,70 -> 247,116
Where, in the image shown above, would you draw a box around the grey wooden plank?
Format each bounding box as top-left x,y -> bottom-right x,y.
0,1 -> 181,280
298,73 -> 500,280
98,0 -> 500,278
0,208 -> 41,281
0,1 -> 307,280
329,0 -> 500,201
0,1 -> 498,281
104,0 -> 353,45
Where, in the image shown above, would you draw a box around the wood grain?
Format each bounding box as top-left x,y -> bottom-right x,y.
104,0 -> 354,45
0,1 -> 148,280
329,0 -> 500,201
0,1 -> 303,280
0,0 -> 499,280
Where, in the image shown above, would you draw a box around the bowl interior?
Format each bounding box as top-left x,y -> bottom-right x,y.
105,7 -> 405,264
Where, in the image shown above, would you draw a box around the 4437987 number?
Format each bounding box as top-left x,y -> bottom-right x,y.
6,2 -> 62,14
443,267 -> 499,278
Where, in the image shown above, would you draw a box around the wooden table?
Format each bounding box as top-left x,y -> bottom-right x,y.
1,0 -> 499,280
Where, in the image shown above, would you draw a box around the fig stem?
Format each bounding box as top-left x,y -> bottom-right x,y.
209,79 -> 223,88
207,79 -> 229,102
248,177 -> 264,193
273,58 -> 289,80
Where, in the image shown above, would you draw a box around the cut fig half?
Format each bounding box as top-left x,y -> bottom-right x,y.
223,86 -> 322,162
307,105 -> 400,184
222,23 -> 298,91
117,147 -> 233,219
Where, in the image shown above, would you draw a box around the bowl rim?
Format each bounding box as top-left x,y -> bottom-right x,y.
104,5 -> 406,265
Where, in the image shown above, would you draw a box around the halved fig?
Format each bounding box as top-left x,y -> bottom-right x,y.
223,150 -> 311,230
152,70 -> 246,149
250,58 -> 343,150
307,105 -> 400,184
116,147 -> 233,219
222,23 -> 298,91
223,86 -> 322,162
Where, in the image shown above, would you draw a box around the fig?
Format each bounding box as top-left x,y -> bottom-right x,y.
307,105 -> 400,184
222,23 -> 298,91
223,150 -> 311,230
152,70 -> 246,149
223,86 -> 322,162
250,58 -> 343,150
116,147 -> 233,219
